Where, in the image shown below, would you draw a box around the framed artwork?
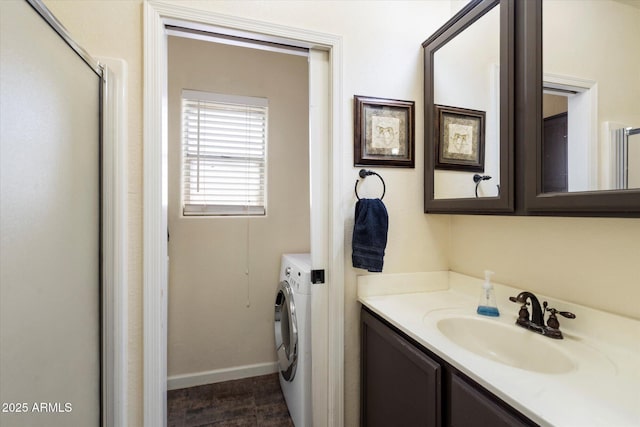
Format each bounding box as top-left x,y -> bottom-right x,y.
354,95 -> 415,168
434,104 -> 485,172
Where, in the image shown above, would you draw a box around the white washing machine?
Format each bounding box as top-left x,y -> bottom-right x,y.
274,253 -> 312,427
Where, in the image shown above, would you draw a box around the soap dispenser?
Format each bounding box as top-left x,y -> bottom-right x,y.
477,270 -> 499,317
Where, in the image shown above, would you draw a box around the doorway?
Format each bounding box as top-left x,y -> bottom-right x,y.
542,74 -> 597,192
143,3 -> 344,427
542,105 -> 568,193
165,30 -> 310,392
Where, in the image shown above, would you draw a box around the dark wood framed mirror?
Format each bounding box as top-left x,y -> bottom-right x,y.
423,0 -> 514,214
519,0 -> 640,216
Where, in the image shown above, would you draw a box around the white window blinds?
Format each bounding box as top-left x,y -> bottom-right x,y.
182,90 -> 268,216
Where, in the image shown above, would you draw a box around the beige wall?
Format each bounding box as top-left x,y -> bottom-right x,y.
543,93 -> 567,118
544,0 -> 640,128
450,215 -> 640,320
38,1 -> 640,427
544,1 -> 640,191
166,36 -> 310,376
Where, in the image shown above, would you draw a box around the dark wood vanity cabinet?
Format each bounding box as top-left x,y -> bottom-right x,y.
361,308 -> 441,427
361,307 -> 537,427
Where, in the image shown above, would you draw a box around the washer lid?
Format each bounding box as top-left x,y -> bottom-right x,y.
274,280 -> 298,382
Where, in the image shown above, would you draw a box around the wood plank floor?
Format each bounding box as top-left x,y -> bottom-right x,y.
167,373 -> 294,427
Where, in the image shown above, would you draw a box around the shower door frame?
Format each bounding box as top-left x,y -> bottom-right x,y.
21,1 -> 128,425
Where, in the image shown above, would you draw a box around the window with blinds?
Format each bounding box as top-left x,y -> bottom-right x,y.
181,90 -> 268,216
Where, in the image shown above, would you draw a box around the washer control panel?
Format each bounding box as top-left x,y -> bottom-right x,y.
286,266 -> 303,291
280,254 -> 312,295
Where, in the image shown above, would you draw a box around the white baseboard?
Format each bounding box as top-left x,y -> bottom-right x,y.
167,362 -> 279,391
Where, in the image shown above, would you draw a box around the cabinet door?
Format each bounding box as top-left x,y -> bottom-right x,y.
361,309 -> 441,427
450,374 -> 534,427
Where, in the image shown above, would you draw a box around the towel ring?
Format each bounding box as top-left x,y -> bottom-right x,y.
473,174 -> 500,198
355,169 -> 386,200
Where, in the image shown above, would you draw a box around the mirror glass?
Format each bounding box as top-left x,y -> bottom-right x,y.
542,0 -> 640,193
433,4 -> 501,199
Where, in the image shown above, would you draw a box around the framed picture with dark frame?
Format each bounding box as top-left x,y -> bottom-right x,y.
354,95 -> 415,168
434,104 -> 485,172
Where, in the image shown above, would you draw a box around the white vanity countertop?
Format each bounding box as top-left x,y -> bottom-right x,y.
357,271 -> 640,427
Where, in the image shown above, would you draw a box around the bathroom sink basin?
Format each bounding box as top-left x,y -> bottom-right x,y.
435,316 -> 575,374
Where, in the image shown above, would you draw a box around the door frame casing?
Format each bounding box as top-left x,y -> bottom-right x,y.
100,57 -> 129,427
143,2 -> 344,426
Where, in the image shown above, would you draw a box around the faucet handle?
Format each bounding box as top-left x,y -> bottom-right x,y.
557,310 -> 576,319
544,303 -> 576,318
544,303 -> 576,329
509,296 -> 530,321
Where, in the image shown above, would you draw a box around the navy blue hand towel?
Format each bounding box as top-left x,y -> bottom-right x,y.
352,198 -> 388,272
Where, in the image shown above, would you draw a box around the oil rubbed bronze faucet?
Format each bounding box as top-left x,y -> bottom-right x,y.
509,292 -> 576,339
